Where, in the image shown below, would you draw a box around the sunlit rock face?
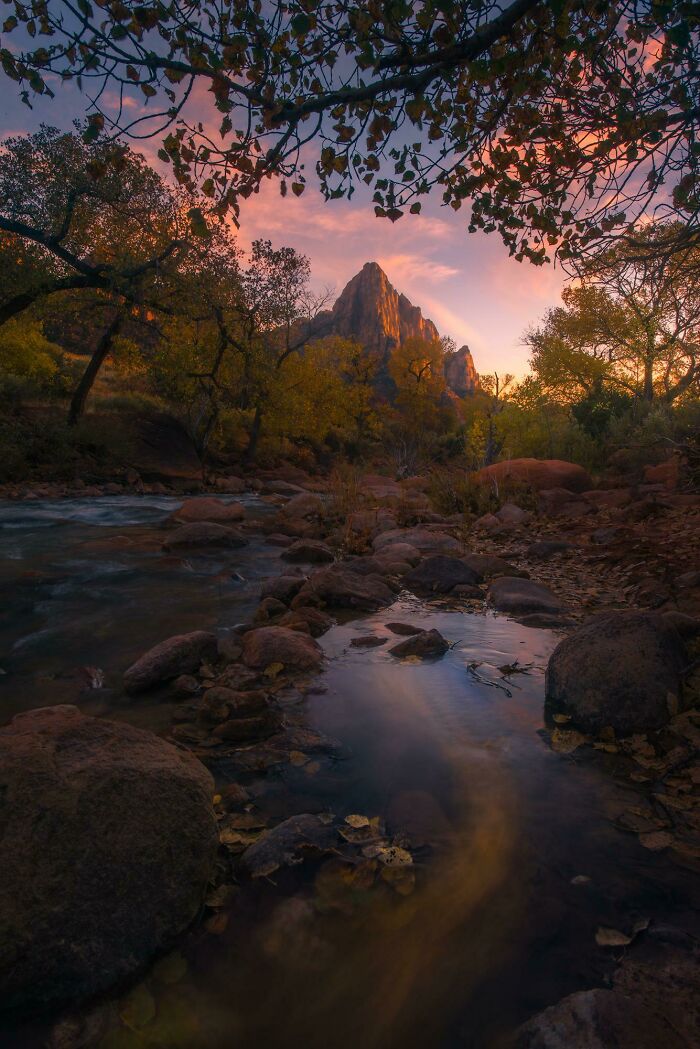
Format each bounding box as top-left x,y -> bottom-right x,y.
443,343 -> 480,396
312,261 -> 479,397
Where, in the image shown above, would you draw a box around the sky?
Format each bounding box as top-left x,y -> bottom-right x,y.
0,81 -> 567,378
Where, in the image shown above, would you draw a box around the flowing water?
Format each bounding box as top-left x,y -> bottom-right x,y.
1,497 -> 697,1048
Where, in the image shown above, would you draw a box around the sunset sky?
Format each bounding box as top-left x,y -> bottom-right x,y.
0,83 -> 567,377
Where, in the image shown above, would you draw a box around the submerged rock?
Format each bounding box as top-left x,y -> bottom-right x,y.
0,706 -> 217,1011
389,628 -> 450,659
124,631 -> 218,694
241,814 -> 336,878
545,611 -> 686,734
489,577 -> 567,616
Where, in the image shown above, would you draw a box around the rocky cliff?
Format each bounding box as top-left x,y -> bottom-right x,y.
313,261 -> 479,396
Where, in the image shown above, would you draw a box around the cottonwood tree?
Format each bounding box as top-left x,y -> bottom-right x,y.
526,227 -> 700,406
2,2 -> 699,267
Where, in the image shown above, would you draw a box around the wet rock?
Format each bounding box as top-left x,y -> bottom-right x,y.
124,631 -> 218,694
278,607 -> 335,638
350,635 -> 386,648
281,539 -> 335,564
241,814 -> 337,878
217,634 -> 244,664
386,622 -> 423,636
260,574 -> 307,604
545,612 -> 687,734
676,569 -> 700,590
298,565 -> 394,611
489,577 -> 567,616
200,686 -> 269,723
242,626 -> 323,671
252,597 -> 288,624
163,522 -> 247,550
405,555 -> 481,595
518,613 -> 576,630
212,712 -> 280,743
171,497 -> 245,524
514,988 -> 685,1049
525,540 -> 577,561
0,706 -> 217,1011
389,628 -> 450,659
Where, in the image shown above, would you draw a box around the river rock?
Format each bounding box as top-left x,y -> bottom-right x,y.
405,555 -> 481,595
462,553 -> 521,580
0,706 -> 217,1011
489,577 -> 567,615
124,630 -> 218,693
171,497 -> 245,524
260,574 -> 307,604
386,622 -> 423,636
241,814 -> 337,878
163,522 -> 247,550
241,626 -> 323,671
389,628 -> 450,659
545,611 -> 686,734
278,607 -> 335,638
514,988 -> 685,1049
281,540 -> 335,564
278,492 -> 323,519
298,565 -> 394,611
373,527 -> 462,556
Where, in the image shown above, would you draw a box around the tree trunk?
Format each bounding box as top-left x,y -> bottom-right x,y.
68,310 -> 123,426
643,355 -> 655,402
244,404 -> 263,464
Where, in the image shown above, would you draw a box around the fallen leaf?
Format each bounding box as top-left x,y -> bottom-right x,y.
376,845 -> 413,867
289,750 -> 309,767
595,926 -> 632,947
264,662 -> 285,679
551,727 -> 586,754
345,814 -> 370,829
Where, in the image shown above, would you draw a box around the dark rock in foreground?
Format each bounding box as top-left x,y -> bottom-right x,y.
124,630 -> 218,694
0,706 -> 217,1012
545,611 -> 686,734
389,628 -> 450,659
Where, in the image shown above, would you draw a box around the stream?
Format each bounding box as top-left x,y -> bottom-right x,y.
1,496 -> 698,1048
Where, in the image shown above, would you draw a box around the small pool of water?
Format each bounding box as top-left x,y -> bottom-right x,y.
1,499 -> 697,1049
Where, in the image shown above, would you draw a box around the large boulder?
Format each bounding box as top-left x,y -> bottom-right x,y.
281,539 -> 335,564
278,492 -> 324,520
298,565 -> 394,611
163,522 -> 247,550
241,626 -> 323,671
405,556 -> 481,595
171,497 -> 245,524
545,612 -> 686,734
0,706 -> 217,1011
124,630 -> 218,694
471,458 -> 592,494
489,577 -> 567,615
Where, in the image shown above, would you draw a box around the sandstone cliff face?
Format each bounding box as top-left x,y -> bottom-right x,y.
312,260 -> 479,397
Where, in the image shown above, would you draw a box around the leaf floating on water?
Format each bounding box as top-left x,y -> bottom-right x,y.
376,845 -> 413,867
552,713 -> 572,724
264,662 -> 285,679
639,830 -> 674,851
345,814 -> 370,829
551,727 -> 586,754
595,926 -> 633,947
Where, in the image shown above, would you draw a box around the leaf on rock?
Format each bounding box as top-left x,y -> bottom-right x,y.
345,814 -> 370,828
595,926 -> 633,947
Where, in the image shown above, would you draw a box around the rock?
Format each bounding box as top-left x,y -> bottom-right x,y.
260,574 -> 307,604
389,629 -> 450,659
643,458 -> 680,490
471,458 -> 592,493
537,488 -> 593,518
171,497 -> 245,524
676,570 -> 700,590
405,555 -> 481,595
525,540 -> 577,561
514,988 -> 686,1049
347,509 -> 397,534
373,528 -> 462,556
281,540 -> 335,564
474,512 -> 503,533
518,613 -> 576,630
298,565 -> 394,611
212,476 -> 246,494
583,488 -> 632,509
163,522 -> 247,550
462,553 -> 521,580
241,626 -> 323,671
241,813 -> 337,878
278,492 -> 324,519
124,631 -> 218,694
386,622 -> 423,636
545,611 -> 687,734
212,713 -> 279,742
0,706 -> 217,1011
443,343 -> 480,397
452,584 -> 484,599
661,610 -> 700,639
278,607 -> 335,638
497,502 -> 531,526
373,542 -> 421,566
350,635 -> 386,648
489,577 -> 567,616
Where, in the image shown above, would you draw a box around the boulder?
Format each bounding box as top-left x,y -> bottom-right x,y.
278,492 -> 323,519
241,626 -> 323,671
171,497 -> 244,524
471,458 -> 593,493
489,577 -> 567,616
537,488 -> 593,518
497,502 -> 531,526
405,555 -> 481,595
0,706 -> 217,1011
124,631 -> 218,693
545,611 -> 686,734
298,565 -> 394,611
163,522 -> 247,550
260,574 -> 307,604
373,542 -> 421,566
373,527 -> 462,557
462,553 -> 520,580
281,540 -> 335,564
525,540 -> 577,561
389,629 -> 450,659
514,988 -> 686,1049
